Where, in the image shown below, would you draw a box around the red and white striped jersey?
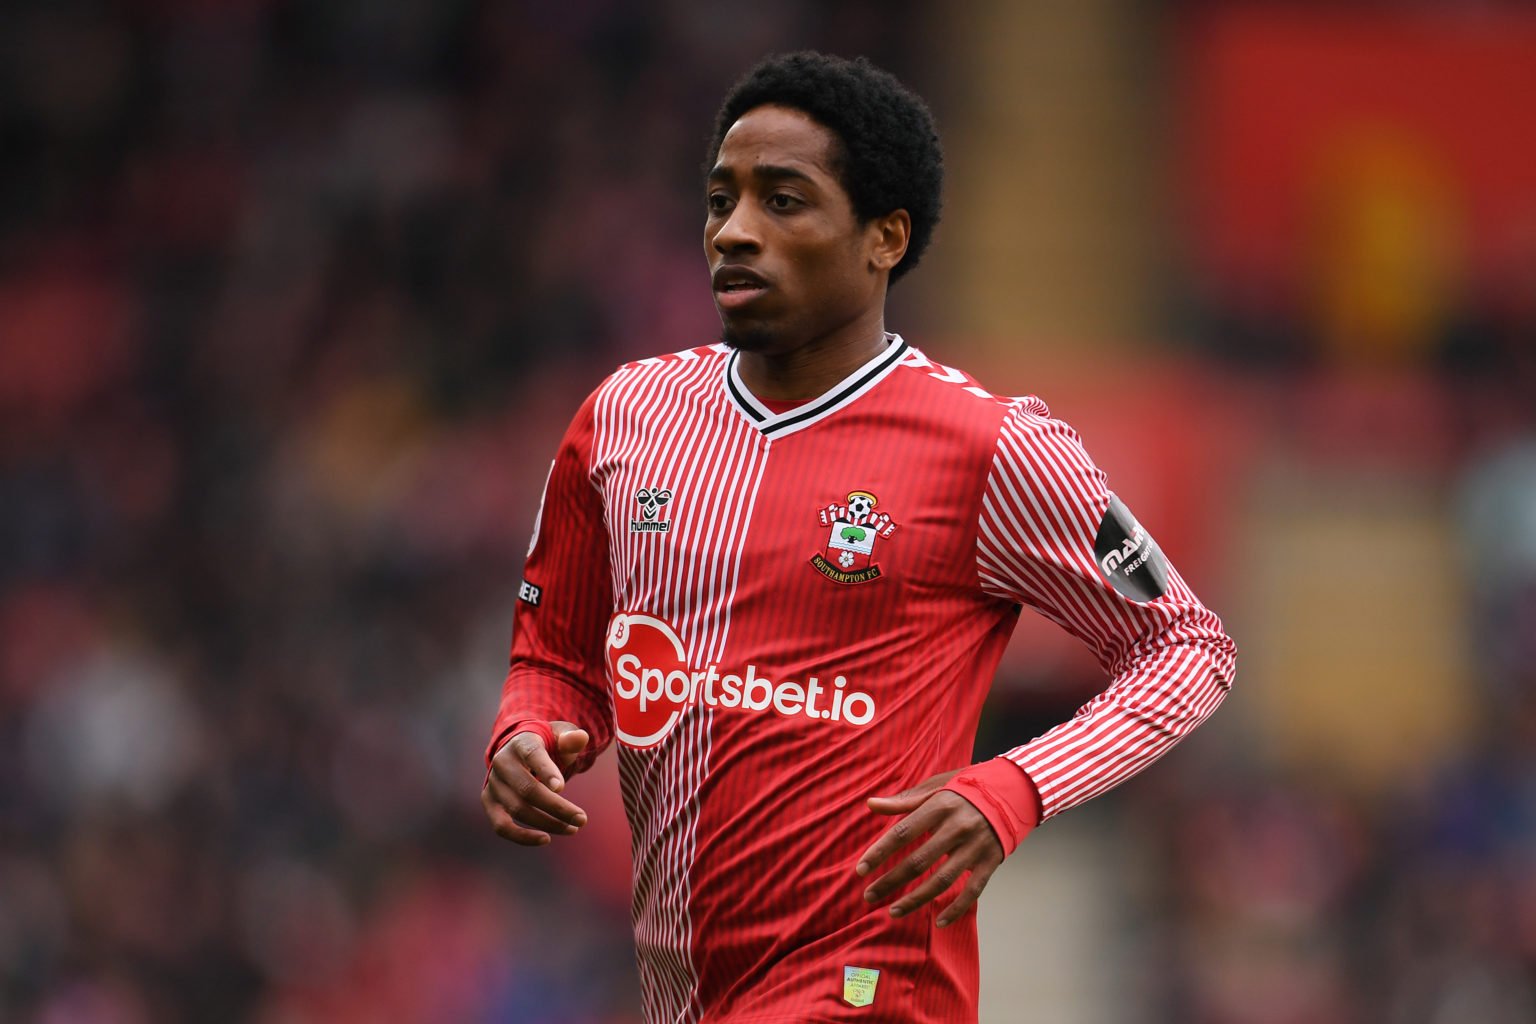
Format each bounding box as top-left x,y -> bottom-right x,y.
487,335 -> 1235,1024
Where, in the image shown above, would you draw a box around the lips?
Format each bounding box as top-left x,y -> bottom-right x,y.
712,265 -> 770,310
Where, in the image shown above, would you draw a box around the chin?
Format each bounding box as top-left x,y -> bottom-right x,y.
718,322 -> 779,353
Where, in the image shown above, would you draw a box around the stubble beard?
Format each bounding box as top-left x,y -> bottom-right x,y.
718,321 -> 779,353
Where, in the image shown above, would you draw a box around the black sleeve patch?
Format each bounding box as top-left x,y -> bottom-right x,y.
1092,495 -> 1170,602
518,579 -> 542,606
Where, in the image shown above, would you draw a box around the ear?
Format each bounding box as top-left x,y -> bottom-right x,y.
866,210 -> 911,276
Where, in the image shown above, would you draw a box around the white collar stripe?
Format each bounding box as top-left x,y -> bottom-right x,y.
724,360 -> 770,422
722,334 -> 909,438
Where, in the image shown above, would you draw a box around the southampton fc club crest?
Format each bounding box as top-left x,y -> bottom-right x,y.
810,490 -> 898,585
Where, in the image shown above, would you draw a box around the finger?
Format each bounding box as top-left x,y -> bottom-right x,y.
481,786 -> 550,846
865,790 -> 930,815
857,802 -> 943,877
862,826 -> 956,903
865,769 -> 962,815
490,753 -> 588,827
487,772 -> 580,836
886,846 -> 980,919
936,860 -> 999,928
504,731 -> 568,793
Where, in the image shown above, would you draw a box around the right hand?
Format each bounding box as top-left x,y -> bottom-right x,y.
482,721 -> 590,846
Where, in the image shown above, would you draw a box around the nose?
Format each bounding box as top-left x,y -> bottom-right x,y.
711,201 -> 762,256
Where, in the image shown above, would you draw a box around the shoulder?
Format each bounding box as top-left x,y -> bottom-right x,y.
989,393 -> 1108,502
888,341 -> 1054,444
583,343 -> 729,405
562,344 -> 729,422
613,343 -> 729,378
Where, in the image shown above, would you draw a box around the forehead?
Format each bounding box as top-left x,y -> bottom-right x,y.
712,104 -> 841,181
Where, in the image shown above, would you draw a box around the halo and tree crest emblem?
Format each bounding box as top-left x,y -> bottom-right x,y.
810,490 -> 898,584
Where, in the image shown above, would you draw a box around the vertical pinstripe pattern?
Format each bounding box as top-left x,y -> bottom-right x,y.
485,391 -> 615,771
489,339 -> 1234,1023
591,347 -> 770,1024
976,403 -> 1236,820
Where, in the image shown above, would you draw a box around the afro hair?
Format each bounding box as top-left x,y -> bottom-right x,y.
706,51 -> 944,284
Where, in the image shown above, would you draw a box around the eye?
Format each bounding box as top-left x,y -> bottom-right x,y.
706,192 -> 733,214
767,192 -> 801,210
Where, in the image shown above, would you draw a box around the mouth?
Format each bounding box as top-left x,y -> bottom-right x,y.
712,265 -> 771,310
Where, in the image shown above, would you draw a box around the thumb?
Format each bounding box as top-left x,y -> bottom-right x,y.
551,721 -> 590,766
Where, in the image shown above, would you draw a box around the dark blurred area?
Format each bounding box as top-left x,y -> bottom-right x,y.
1,1 -> 1534,1022
0,2 -> 920,1020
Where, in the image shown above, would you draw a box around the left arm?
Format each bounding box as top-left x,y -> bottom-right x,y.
859,399 -> 1236,924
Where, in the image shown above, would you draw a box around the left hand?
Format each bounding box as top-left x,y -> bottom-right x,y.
856,769 -> 1005,928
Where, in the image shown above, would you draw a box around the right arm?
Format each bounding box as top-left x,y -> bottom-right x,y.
482,391 -> 615,845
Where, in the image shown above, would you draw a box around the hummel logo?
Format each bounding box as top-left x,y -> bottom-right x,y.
630,487 -> 673,534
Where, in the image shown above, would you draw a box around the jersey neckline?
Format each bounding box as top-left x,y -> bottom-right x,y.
722,333 -> 909,439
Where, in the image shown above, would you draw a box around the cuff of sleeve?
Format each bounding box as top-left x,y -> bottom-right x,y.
942,758 -> 1042,857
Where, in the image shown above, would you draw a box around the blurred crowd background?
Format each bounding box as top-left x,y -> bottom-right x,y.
2,1 -> 1534,1022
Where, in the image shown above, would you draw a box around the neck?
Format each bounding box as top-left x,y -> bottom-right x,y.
734,308 -> 890,401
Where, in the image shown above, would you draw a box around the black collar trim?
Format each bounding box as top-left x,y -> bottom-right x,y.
723,334 -> 908,439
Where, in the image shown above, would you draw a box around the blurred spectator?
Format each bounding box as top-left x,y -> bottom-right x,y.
0,2 -> 929,1020
4,1 -> 1534,1021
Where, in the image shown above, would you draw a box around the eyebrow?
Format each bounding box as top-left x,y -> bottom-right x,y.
707,163 -> 817,186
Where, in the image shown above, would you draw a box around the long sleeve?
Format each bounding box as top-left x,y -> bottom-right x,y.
959,398 -> 1236,824
484,390 -> 614,774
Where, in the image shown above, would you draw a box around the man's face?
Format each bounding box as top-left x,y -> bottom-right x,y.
704,105 -> 889,355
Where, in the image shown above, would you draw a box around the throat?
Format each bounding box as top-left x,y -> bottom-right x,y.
733,325 -> 893,402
